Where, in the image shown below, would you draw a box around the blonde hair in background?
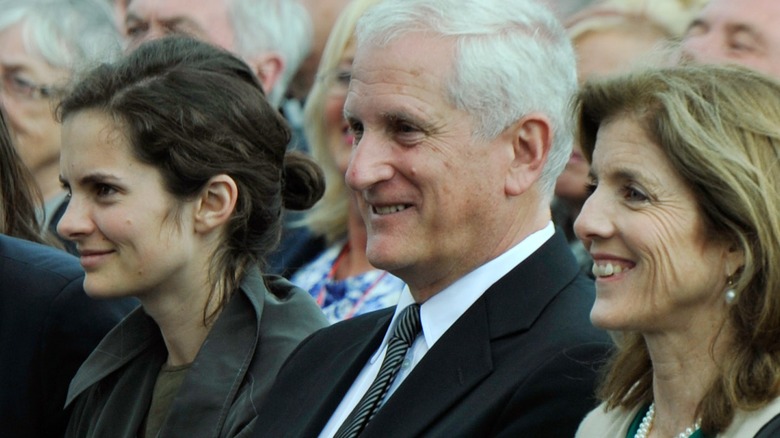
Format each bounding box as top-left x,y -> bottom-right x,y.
300,0 -> 381,244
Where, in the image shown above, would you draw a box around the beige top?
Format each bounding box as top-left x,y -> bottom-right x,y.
576,397 -> 780,438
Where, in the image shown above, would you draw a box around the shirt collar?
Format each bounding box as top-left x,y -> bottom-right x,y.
380,222 -> 555,354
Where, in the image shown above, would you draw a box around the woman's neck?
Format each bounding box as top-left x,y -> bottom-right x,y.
140,276 -> 222,367
644,316 -> 732,437
647,350 -> 713,437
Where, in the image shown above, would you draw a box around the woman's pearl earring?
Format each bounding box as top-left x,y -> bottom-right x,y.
725,275 -> 737,305
725,288 -> 737,304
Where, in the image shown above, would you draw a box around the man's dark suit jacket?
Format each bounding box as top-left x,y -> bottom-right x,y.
253,231 -> 612,437
0,234 -> 137,437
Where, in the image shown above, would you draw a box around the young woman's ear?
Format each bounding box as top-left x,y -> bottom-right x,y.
193,174 -> 238,234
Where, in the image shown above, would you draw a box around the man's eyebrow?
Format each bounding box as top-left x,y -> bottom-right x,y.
124,11 -> 143,25
381,111 -> 419,126
381,110 -> 439,133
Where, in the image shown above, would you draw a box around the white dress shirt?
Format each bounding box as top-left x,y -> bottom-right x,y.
318,223 -> 555,438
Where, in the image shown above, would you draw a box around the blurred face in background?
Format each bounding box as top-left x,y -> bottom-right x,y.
323,39 -> 356,175
123,0 -> 235,51
0,22 -> 68,200
557,23 -> 668,205
681,0 -> 780,79
123,0 -> 280,105
291,0 -> 352,100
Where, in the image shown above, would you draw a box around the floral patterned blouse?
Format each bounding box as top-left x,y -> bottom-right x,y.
290,240 -> 406,324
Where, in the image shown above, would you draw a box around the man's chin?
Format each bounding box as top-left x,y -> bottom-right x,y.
366,245 -> 404,273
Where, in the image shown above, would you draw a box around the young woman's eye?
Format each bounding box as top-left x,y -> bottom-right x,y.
96,184 -> 117,197
584,181 -> 597,195
61,183 -> 72,199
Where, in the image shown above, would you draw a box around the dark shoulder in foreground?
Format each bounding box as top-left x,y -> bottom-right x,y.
0,234 -> 137,438
0,233 -> 83,280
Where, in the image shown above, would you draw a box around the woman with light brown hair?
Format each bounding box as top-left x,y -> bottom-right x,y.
575,64 -> 780,437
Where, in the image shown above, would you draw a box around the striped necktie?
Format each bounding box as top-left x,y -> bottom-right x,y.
334,303 -> 422,438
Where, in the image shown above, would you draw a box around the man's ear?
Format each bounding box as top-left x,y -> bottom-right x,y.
193,174 -> 238,234
245,52 -> 285,98
505,113 -> 552,196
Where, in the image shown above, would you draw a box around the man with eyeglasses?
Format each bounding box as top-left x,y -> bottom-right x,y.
0,0 -> 121,248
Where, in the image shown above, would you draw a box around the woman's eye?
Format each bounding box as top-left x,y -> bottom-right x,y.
399,123 -> 416,133
348,122 -> 363,145
336,70 -> 351,86
61,183 -> 72,199
96,184 -> 116,197
623,186 -> 648,202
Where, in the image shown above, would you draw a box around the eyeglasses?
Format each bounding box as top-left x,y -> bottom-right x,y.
0,71 -> 63,101
318,68 -> 351,96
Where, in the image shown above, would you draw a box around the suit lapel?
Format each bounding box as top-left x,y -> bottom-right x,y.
300,309 -> 395,436
484,230 -> 580,338
361,231 -> 580,437
364,298 -> 493,437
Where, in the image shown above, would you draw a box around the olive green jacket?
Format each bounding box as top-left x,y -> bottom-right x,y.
64,268 -> 328,438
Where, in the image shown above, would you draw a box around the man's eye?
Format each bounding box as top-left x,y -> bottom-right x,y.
125,23 -> 147,38
728,30 -> 761,54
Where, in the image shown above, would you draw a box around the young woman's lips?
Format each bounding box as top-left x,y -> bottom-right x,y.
79,250 -> 114,269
